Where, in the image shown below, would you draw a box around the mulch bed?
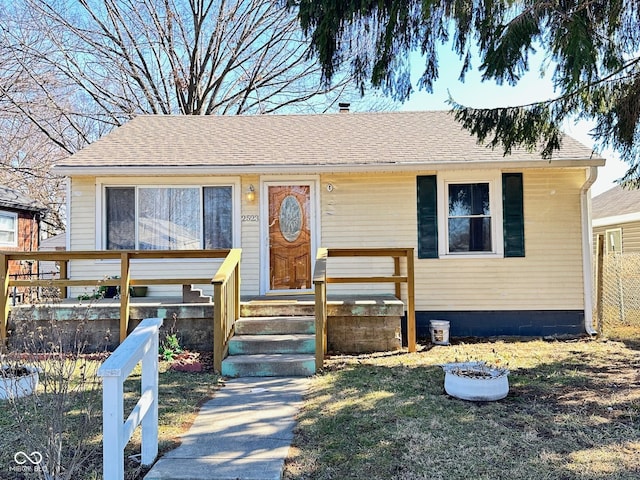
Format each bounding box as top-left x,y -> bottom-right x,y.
3,350 -> 216,373
168,351 -> 214,372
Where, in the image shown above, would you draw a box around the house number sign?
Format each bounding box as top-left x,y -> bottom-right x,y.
241,215 -> 259,222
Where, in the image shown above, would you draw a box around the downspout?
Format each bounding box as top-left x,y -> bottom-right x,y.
64,177 -> 71,299
66,177 -> 71,251
581,166 -> 598,335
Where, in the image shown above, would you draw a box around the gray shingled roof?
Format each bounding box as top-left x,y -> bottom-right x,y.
56,110 -> 603,171
592,185 -> 640,219
0,185 -> 46,214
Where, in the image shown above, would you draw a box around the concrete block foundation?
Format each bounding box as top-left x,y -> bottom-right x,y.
6,294 -> 406,355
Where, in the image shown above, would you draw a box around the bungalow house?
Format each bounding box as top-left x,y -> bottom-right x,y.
0,185 -> 47,292
592,186 -> 640,253
54,110 -> 605,339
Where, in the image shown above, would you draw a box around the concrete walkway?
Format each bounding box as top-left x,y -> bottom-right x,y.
144,377 -> 309,480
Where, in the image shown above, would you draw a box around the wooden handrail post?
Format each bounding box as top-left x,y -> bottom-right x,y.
0,253 -> 9,348
211,248 -> 242,374
213,280 -> 224,373
394,256 -> 401,299
314,281 -> 327,371
234,261 -> 240,321
405,248 -> 416,353
120,252 -> 131,343
313,248 -> 328,372
59,259 -> 68,298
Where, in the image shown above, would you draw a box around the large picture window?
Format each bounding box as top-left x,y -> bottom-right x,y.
105,186 -> 233,250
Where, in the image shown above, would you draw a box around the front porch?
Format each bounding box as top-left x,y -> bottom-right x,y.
0,248 -> 416,374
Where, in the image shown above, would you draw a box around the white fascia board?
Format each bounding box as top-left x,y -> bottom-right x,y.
593,212 -> 640,227
54,158 -> 605,177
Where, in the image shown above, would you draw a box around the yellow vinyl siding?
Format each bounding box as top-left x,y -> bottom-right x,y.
318,169 -> 586,311
320,172 -> 416,296
416,169 -> 585,311
239,176 -> 260,294
593,222 -> 640,253
321,173 -> 416,246
69,177 -> 98,250
67,169 -> 587,309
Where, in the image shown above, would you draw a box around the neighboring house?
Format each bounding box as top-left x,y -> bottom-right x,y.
39,232 -> 66,252
0,185 -> 47,284
54,110 -> 605,337
39,233 -> 67,279
592,186 -> 640,253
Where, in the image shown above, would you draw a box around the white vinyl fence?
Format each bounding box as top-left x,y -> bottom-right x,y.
97,317 -> 163,480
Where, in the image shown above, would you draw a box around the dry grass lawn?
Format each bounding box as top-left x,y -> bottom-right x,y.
0,354 -> 221,480
284,330 -> 640,480
2,329 -> 638,479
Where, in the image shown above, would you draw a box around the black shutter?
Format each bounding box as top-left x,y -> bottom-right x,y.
417,175 -> 438,258
502,173 -> 525,257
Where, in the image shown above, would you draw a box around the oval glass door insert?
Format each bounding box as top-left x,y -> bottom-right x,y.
279,195 -> 302,242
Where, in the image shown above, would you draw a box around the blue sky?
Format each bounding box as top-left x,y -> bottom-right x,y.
398,49 -> 627,197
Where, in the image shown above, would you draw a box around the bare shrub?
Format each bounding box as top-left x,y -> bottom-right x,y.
1,304 -> 106,479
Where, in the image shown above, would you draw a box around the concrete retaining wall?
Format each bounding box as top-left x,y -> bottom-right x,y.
7,303 -> 214,352
327,315 -> 402,353
7,295 -> 406,354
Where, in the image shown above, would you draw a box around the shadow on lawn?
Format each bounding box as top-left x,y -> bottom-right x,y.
285,343 -> 640,480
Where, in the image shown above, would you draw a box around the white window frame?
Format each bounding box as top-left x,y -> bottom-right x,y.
96,177 -> 241,251
437,170 -> 504,258
0,210 -> 18,247
605,227 -> 622,254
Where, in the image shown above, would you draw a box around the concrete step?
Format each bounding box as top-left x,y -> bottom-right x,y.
240,302 -> 315,318
228,334 -> 315,355
235,316 -> 315,335
221,354 -> 316,377
182,284 -> 212,303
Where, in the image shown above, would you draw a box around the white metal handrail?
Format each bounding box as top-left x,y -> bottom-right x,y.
97,317 -> 163,480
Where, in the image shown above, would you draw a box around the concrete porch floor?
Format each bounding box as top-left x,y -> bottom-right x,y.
43,292 -> 402,307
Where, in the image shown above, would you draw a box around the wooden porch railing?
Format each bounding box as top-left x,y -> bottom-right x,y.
313,247 -> 416,372
212,248 -> 241,373
313,248 -> 328,371
2,247 -> 413,374
0,249 -> 233,346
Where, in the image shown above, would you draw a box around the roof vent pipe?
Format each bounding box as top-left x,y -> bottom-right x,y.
339,102 -> 350,113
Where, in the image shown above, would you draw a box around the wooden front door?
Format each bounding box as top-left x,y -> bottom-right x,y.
268,185 -> 311,290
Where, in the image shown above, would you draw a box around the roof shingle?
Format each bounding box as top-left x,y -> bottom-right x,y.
0,186 -> 46,214
56,110 -> 603,170
592,185 -> 640,219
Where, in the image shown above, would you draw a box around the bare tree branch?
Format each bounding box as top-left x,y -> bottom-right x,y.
0,0 -> 372,236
